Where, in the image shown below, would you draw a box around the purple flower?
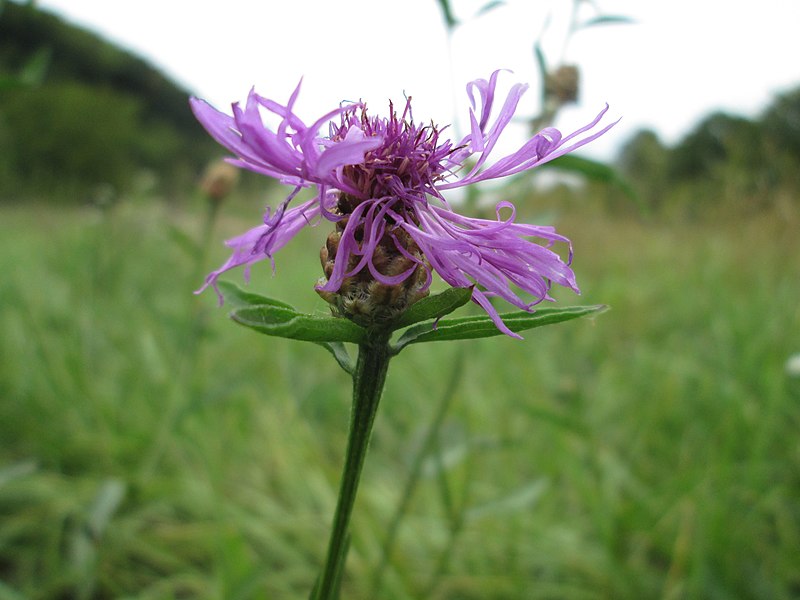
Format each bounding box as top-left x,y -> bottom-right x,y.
190,71 -> 615,337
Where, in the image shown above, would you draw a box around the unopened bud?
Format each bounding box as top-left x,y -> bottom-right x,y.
200,159 -> 239,203
545,65 -> 580,106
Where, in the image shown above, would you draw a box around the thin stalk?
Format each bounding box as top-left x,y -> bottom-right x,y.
315,334 -> 392,600
194,197 -> 221,286
369,345 -> 465,595
422,430 -> 477,598
139,197 -> 221,479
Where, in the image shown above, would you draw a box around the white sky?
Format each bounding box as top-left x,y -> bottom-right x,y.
33,0 -> 800,160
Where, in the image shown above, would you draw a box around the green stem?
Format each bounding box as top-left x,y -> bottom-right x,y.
315,333 -> 392,600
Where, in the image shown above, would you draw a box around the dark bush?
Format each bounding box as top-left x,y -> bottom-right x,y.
0,1 -> 218,201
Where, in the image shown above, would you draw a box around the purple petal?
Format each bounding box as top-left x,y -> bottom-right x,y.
401,200 -> 579,331
314,125 -> 384,175
196,198 -> 322,301
190,97 -> 267,167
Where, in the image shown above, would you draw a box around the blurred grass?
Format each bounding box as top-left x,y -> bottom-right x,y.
0,195 -> 798,599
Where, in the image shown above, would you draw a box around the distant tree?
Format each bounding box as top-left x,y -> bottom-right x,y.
667,112 -> 762,181
613,86 -> 800,217
665,111 -> 776,211
762,86 -> 800,160
616,129 -> 669,210
2,82 -> 147,194
0,2 -> 218,200
0,2 -> 202,138
760,86 -> 800,190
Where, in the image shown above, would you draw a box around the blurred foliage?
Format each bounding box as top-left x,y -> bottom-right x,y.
616,129 -> 668,211
763,87 -> 800,161
0,1 -> 219,202
614,84 -> 800,217
2,83 -> 151,193
1,198 -> 798,598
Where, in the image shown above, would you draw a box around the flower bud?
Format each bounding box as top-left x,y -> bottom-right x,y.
200,159 -> 239,203
317,208 -> 430,327
545,65 -> 580,106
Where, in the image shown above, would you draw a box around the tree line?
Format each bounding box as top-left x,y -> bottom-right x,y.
0,1 -> 219,202
613,86 -> 800,216
1,1 -> 797,213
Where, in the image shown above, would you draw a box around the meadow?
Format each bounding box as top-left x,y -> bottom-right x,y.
1,191 -> 798,599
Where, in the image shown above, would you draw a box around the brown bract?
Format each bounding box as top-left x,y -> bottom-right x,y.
317,211 -> 430,327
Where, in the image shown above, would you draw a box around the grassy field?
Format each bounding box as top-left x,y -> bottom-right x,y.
1,193 -> 798,599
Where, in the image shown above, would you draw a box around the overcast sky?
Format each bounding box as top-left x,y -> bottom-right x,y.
33,0 -> 800,160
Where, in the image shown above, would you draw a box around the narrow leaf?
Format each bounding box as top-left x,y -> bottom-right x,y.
436,0 -> 458,29
533,41 -> 548,84
476,0 -> 505,17
315,341 -> 354,375
218,280 -> 294,310
546,153 -> 620,183
392,286 -> 473,330
395,305 -> 606,349
580,15 -> 635,29
543,154 -> 645,214
465,479 -> 548,521
86,479 -> 126,538
231,305 -> 366,344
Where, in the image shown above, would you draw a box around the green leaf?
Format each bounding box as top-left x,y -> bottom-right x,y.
218,280 -> 295,310
315,341 -> 354,375
86,478 -> 126,538
465,479 -> 548,521
543,154 -> 646,215
476,0 -> 505,17
546,153 -> 621,183
219,282 -> 359,366
436,0 -> 458,30
580,15 -> 635,29
394,305 -> 607,349
533,41 -> 548,86
231,305 -> 366,344
391,286 -> 473,330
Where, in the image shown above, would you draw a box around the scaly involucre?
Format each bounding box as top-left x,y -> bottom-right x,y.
190,70 -> 615,336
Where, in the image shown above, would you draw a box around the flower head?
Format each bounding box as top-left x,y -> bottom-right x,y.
190,71 -> 615,337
